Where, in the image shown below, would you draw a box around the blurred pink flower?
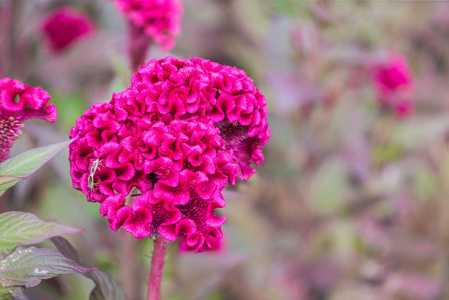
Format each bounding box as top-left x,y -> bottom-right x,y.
180,235 -> 225,253
41,6 -> 95,53
69,57 -> 269,252
114,0 -> 183,51
370,52 -> 414,118
393,98 -> 414,119
372,53 -> 412,96
0,78 -> 57,162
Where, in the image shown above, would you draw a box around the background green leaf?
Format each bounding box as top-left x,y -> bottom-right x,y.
311,159 -> 348,213
0,139 -> 75,196
0,212 -> 82,257
0,176 -> 24,186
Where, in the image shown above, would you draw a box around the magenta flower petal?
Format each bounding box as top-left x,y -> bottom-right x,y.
206,202 -> 227,228
180,234 -> 226,253
99,194 -> 127,231
204,231 -> 224,250
123,207 -> 153,239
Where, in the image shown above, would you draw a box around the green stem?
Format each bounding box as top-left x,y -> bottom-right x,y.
147,236 -> 168,300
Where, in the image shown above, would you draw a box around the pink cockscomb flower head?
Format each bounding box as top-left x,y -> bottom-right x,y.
41,6 -> 95,53
370,51 -> 414,118
69,57 -> 270,252
0,78 -> 57,163
114,0 -> 183,51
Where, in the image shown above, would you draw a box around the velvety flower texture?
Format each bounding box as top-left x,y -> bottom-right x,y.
0,78 -> 57,163
69,57 -> 270,251
41,6 -> 95,53
371,52 -> 414,118
114,0 -> 183,51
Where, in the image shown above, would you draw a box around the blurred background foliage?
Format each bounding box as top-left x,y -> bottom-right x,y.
2,0 -> 449,299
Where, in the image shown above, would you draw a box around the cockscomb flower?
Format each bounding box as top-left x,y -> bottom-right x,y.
69,57 -> 269,251
114,0 -> 183,52
41,6 -> 95,53
370,52 -> 414,118
0,78 -> 57,163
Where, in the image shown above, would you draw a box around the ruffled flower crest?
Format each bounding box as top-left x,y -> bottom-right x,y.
0,78 -> 57,163
69,57 -> 270,251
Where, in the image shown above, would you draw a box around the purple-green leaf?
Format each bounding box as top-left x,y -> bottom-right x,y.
0,246 -> 94,298
0,139 -> 75,196
0,212 -> 82,258
88,270 -> 127,300
51,237 -> 126,300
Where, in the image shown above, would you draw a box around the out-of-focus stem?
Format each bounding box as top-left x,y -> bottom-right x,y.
147,236 -> 168,300
0,1 -> 13,77
128,20 -> 151,73
120,230 -> 138,300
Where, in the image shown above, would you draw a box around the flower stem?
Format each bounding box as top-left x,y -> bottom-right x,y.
147,236 -> 168,300
0,1 -> 13,77
128,20 -> 151,73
